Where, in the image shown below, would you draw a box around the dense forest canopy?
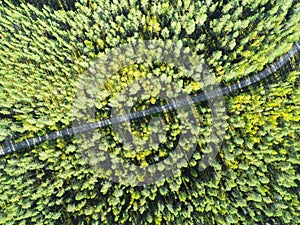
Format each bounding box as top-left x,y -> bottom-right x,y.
0,0 -> 299,224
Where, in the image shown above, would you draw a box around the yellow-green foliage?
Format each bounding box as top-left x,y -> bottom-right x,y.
0,0 -> 299,224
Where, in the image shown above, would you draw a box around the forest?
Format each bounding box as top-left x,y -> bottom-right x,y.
0,0 -> 299,224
